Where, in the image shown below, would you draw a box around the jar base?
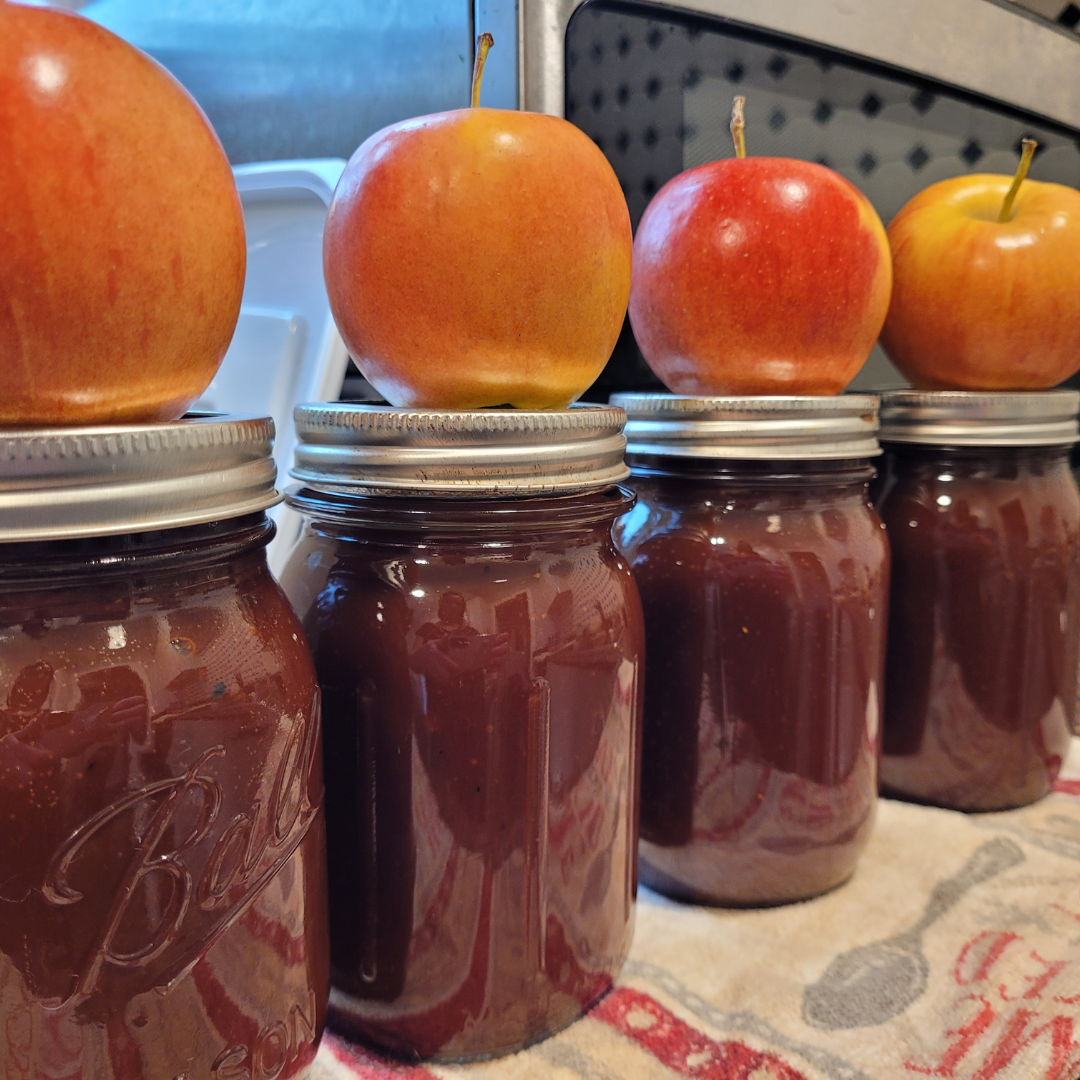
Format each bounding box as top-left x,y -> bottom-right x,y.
880,781 -> 1052,814
639,844 -> 862,907
327,982 -> 609,1064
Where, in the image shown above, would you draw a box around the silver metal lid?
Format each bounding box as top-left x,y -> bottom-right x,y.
879,391 -> 1080,446
0,415 -> 281,543
290,403 -> 629,496
610,394 -> 881,460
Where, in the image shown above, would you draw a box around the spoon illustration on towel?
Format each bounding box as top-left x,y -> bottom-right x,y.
802,836 -> 1024,1031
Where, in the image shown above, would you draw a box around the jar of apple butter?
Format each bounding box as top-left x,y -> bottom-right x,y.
0,416 -> 329,1080
279,404 -> 644,1063
875,391 -> 1080,811
611,394 -> 888,906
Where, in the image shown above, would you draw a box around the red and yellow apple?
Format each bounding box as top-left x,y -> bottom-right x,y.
0,2 -> 245,425
322,37 -> 631,409
881,149 -> 1080,389
629,125 -> 891,396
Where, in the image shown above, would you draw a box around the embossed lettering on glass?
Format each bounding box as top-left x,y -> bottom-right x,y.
0,417 -> 329,1080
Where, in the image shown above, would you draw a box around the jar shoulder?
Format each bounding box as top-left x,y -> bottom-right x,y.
616,477 -> 887,568
0,554 -> 317,721
877,456 -> 1080,554
281,524 -> 644,670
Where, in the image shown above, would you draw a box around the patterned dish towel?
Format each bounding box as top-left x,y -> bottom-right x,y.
312,739 -> 1080,1080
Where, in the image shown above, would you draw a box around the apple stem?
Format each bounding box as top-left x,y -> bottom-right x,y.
730,96 -> 747,158
471,33 -> 494,109
999,138 -> 1037,223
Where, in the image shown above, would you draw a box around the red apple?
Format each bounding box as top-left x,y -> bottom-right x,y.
881,141 -> 1080,389
0,2 -> 245,425
323,35 -> 631,410
629,103 -> 891,396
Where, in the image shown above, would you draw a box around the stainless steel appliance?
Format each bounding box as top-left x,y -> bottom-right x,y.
82,0 -> 1080,392
509,0 -> 1080,391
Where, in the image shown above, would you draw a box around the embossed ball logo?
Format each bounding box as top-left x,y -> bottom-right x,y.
37,693 -> 321,1012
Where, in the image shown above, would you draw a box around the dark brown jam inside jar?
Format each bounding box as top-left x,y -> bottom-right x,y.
279,404 -> 644,1063
611,394 -> 889,906
875,390 -> 1080,811
0,417 -> 329,1080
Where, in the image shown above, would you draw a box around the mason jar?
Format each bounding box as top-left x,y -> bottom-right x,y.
876,390 -> 1080,811
0,416 -> 329,1080
278,404 -> 644,1063
611,394 -> 889,905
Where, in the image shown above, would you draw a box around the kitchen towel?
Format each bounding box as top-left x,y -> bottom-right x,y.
312,739 -> 1080,1080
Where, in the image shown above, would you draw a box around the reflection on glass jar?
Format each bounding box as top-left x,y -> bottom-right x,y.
0,417 -> 329,1080
612,394 -> 888,906
875,391 -> 1080,810
280,405 -> 644,1063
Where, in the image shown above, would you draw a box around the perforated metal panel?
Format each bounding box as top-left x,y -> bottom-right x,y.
565,0 -> 1080,397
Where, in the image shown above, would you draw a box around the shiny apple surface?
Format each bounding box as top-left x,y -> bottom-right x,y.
881,174 -> 1080,389
0,4 -> 245,424
323,108 -> 631,410
628,158 -> 891,396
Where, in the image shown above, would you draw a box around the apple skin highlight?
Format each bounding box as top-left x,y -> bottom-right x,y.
0,3 -> 245,425
881,174 -> 1080,390
323,107 -> 632,410
628,157 -> 892,397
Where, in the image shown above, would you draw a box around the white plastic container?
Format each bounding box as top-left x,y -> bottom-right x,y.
194,158 -> 351,573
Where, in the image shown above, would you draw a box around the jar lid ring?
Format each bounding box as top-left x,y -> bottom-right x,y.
289,402 -> 629,496
0,414 -> 280,543
611,393 -> 881,460
879,390 -> 1080,446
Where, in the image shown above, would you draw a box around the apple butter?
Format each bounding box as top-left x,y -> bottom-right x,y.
0,416 -> 329,1080
611,394 -> 888,905
875,391 -> 1080,810
280,404 -> 644,1063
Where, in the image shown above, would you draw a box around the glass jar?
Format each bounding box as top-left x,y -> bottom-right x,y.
0,417 -> 329,1080
279,404 -> 644,1063
611,394 -> 889,905
875,391 -> 1080,811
